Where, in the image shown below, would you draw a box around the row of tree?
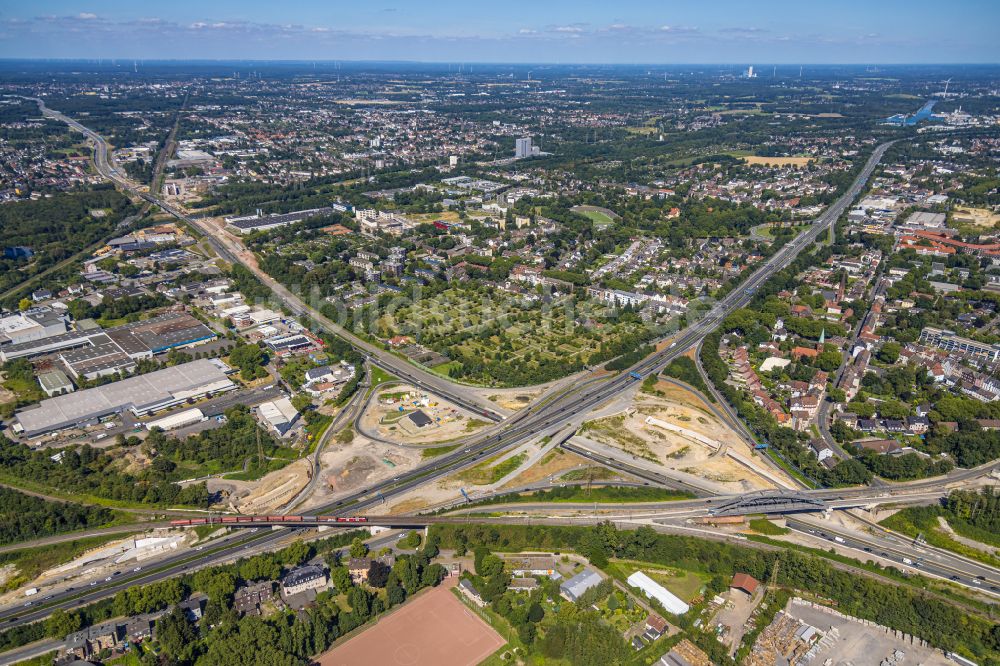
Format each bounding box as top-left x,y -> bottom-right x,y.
0,487 -> 115,546
432,522 -> 1000,663
0,436 -> 209,507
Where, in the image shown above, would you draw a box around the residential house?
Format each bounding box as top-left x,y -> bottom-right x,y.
179,598 -> 204,622
809,440 -> 835,463
644,614 -> 669,640
282,565 -> 327,596
856,439 -> 901,455
347,555 -> 396,584
234,581 -> 278,617
506,556 -> 558,578
508,577 -> 540,592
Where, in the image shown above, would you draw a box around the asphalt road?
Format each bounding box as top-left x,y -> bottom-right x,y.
784,516 -> 1000,594
8,100 -> 906,631
0,528 -> 405,666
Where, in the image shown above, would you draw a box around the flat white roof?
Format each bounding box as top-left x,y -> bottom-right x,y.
0,314 -> 37,334
627,571 -> 689,616
146,408 -> 205,430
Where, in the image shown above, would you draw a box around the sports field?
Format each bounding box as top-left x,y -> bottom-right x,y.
742,155 -> 813,166
316,581 -> 504,666
571,204 -> 619,226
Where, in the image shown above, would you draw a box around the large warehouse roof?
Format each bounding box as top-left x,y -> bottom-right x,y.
0,311 -> 215,363
15,359 -> 234,437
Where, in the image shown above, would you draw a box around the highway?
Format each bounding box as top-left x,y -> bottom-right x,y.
783,516 -> 1000,594
3,100 -> 913,631
0,528 -> 407,664
0,459 -> 996,632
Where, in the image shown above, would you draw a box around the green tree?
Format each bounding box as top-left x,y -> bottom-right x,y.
349,537 -> 368,559
44,609 -> 81,637
478,553 -> 504,577
330,566 -> 352,593
156,605 -> 197,662
229,343 -> 268,381
877,341 -> 902,364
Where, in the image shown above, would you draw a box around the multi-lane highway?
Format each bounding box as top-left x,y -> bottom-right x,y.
4,100 -> 917,629
783,516 -> 1000,593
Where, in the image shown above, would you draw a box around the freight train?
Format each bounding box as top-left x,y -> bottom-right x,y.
169,515 -> 368,527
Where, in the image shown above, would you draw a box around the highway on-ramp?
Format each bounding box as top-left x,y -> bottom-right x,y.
3,99 -> 908,633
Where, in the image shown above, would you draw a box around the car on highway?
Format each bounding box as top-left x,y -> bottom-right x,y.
105,576 -> 112,582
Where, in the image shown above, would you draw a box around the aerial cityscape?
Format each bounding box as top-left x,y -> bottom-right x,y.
0,2 -> 998,665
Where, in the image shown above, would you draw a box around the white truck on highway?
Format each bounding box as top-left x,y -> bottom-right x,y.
24,588 -> 38,597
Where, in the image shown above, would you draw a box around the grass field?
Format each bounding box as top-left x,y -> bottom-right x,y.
369,366 -> 397,388
749,518 -> 790,535
571,205 -> 619,226
468,485 -> 695,505
458,452 -> 527,485
742,155 -> 814,167
421,443 -> 461,459
580,209 -> 614,224
608,559 -> 707,602
880,508 -> 1000,568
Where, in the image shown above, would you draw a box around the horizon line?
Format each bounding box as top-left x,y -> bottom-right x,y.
1,58 -> 998,67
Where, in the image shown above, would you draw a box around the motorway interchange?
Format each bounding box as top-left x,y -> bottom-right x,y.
6,102 -> 996,633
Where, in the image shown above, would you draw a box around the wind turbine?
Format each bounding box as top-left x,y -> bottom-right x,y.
943,78 -> 952,96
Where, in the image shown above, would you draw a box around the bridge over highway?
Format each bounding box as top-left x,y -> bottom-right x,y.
2,97 -> 920,633
708,491 -> 827,516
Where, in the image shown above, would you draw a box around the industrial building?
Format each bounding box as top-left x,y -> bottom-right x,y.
626,571 -> 690,616
14,359 -> 235,437
37,369 -> 74,397
145,408 -> 207,431
226,206 -> 335,234
257,396 -> 300,437
0,311 -> 215,364
0,308 -> 68,347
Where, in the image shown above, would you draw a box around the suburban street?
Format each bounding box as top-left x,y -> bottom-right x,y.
14,99 -> 992,641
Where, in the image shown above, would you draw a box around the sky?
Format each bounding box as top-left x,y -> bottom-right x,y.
0,0 -> 997,64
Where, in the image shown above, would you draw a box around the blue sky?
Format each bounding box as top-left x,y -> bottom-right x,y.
1,1 -> 997,63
